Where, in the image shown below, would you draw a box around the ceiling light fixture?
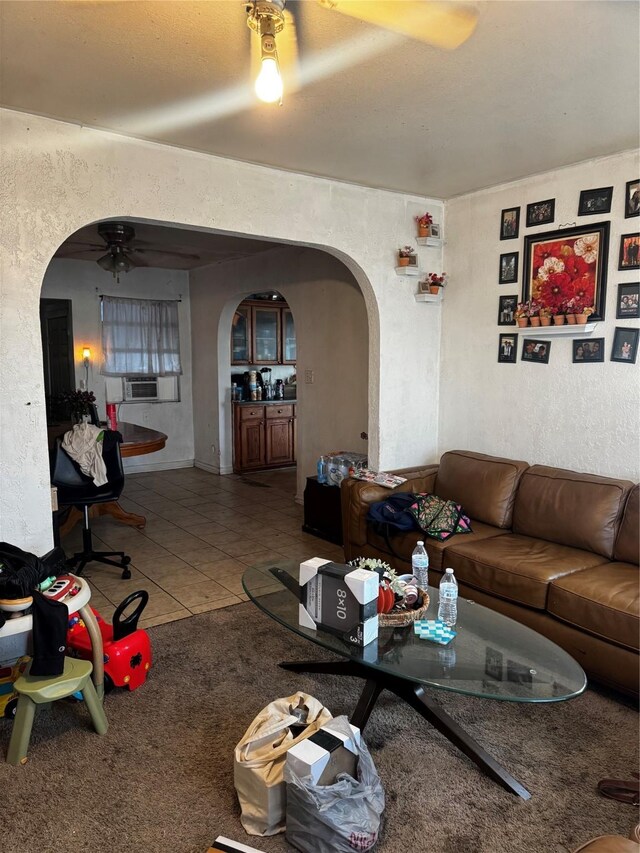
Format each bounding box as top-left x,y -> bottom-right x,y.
247,1 -> 285,104
97,245 -> 134,284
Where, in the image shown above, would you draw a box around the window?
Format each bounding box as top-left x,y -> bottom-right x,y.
101,296 -> 182,377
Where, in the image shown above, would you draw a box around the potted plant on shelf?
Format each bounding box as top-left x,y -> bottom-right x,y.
424,271 -> 447,294
528,298 -> 541,327
576,306 -> 595,325
398,245 -> 417,267
539,306 -> 553,326
515,300 -> 531,327
415,212 -> 433,238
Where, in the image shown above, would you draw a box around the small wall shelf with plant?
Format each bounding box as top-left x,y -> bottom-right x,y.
415,212 -> 442,246
396,245 -> 421,275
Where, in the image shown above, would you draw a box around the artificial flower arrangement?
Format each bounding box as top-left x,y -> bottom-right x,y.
348,557 -> 427,622
530,234 -> 598,316
398,245 -> 417,258
57,388 -> 96,421
415,212 -> 433,231
515,298 -> 540,321
426,271 -> 447,288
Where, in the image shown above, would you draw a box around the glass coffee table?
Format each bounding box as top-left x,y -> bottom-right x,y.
243,562 -> 587,800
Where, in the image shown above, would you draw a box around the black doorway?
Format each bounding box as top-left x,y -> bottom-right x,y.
40,298 -> 75,421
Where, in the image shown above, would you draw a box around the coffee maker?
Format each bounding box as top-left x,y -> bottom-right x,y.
260,368 -> 273,400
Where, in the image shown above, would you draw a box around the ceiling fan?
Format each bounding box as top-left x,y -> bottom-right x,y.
60,222 -> 201,283
246,0 -> 479,103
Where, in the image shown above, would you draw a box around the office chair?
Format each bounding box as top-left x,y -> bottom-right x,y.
51,437 -> 132,579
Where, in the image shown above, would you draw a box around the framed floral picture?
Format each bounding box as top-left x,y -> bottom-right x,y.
522,221 -> 610,322
500,207 -> 520,240
499,251 -> 518,284
619,233 -> 640,270
526,199 -> 555,227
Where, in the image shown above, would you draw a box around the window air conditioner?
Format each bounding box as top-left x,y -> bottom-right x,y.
123,377 -> 159,402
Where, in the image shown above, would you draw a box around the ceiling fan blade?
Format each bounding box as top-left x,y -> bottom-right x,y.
317,0 -> 479,50
132,248 -> 202,261
56,249 -> 104,258
61,241 -> 106,251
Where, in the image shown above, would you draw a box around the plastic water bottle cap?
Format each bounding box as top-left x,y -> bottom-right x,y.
445,568 -> 453,573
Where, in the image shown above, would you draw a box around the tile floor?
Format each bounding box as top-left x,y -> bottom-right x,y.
60,467 -> 345,630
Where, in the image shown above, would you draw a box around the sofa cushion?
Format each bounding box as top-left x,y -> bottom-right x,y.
434,450 -> 528,529
512,466 -> 634,560
445,534 -> 605,610
548,562 -> 639,652
366,520 -> 507,571
614,485 -> 639,565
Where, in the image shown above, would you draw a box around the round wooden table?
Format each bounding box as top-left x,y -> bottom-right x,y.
58,421 -> 167,535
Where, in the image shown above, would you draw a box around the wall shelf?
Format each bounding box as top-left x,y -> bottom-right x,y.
395,266 -> 422,276
414,292 -> 443,304
513,322 -> 598,337
416,236 -> 442,247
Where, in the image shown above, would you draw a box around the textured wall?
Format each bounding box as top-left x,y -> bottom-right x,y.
190,247 -> 369,500
41,259 -> 195,471
0,108 -> 443,553
440,149 -> 640,480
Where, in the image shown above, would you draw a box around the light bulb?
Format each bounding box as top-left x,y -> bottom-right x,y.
255,57 -> 282,103
82,346 -> 91,362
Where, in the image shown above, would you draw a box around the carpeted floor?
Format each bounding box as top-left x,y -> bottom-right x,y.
0,602 -> 637,853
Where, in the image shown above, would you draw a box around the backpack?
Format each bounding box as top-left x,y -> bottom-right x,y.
367,492 -> 419,532
408,494 -> 473,541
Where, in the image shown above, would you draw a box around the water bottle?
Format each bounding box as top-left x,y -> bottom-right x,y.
438,568 -> 458,627
317,455 -> 327,484
411,540 -> 429,591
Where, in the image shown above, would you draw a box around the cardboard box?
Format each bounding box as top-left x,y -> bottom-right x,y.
286,719 -> 361,786
298,558 -> 378,647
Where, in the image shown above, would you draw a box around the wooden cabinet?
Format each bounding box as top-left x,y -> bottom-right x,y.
233,403 -> 296,473
231,300 -> 296,366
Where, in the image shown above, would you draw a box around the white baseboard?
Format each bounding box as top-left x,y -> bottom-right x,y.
194,460 -> 234,475
123,458 -> 195,474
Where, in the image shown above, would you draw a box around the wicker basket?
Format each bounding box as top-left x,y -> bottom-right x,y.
379,589 -> 430,627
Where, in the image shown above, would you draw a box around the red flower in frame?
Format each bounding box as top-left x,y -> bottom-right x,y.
533,241 -> 567,272
564,255 -> 590,278
571,273 -> 596,306
539,271 -> 573,308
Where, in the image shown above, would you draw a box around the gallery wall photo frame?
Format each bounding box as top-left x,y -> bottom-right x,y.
498,295 -> 518,325
526,199 -> 555,227
499,251 -> 519,284
578,186 -> 613,216
521,338 -> 551,364
619,233 -> 640,270
500,207 -> 520,240
522,221 -> 610,322
498,333 -> 518,363
616,283 -> 640,319
573,338 -> 604,363
625,179 -> 639,218
611,327 -> 639,364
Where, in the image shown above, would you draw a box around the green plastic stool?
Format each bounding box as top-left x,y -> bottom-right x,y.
6,657 -> 108,765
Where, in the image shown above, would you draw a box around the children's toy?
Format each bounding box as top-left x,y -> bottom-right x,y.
413,619 -> 457,645
67,590 -> 152,691
0,657 -> 29,719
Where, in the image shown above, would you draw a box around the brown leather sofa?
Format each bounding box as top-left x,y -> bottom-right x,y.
341,450 -> 639,697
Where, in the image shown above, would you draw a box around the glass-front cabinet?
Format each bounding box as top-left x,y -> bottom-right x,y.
252,307 -> 281,364
231,306 -> 251,364
283,309 -> 296,363
231,299 -> 296,366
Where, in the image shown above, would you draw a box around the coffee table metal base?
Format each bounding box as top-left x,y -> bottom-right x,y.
280,658 -> 531,800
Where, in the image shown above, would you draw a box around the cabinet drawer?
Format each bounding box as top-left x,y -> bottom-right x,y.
266,404 -> 294,419
239,405 -> 265,421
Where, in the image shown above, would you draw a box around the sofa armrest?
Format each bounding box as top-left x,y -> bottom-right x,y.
341,466 -> 439,559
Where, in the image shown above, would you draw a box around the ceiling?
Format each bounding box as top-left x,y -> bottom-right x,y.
54,221 -> 280,269
1,1 -> 638,199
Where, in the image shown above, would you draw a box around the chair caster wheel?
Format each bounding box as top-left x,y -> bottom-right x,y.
122,556 -> 131,565
122,567 -> 132,580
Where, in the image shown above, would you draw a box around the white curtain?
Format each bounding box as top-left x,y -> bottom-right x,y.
101,296 -> 182,376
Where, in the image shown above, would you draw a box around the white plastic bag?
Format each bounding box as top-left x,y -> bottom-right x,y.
234,692 -> 332,836
284,715 -> 385,853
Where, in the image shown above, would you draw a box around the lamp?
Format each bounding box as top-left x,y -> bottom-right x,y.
247,1 -> 284,104
82,346 -> 91,389
97,245 -> 134,283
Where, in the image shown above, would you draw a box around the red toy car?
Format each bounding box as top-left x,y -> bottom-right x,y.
67,590 -> 152,691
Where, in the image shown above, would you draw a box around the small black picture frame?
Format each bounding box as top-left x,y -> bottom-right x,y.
526,198 -> 555,227
573,338 -> 604,363
88,403 -> 101,426
578,186 -> 613,216
611,327 -> 639,364
499,251 -> 518,284
500,207 -> 520,240
619,233 -> 640,270
625,179 -> 639,218
498,295 -> 517,326
573,338 -> 604,364
616,283 -> 640,319
498,333 -> 518,363
522,338 -> 551,364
